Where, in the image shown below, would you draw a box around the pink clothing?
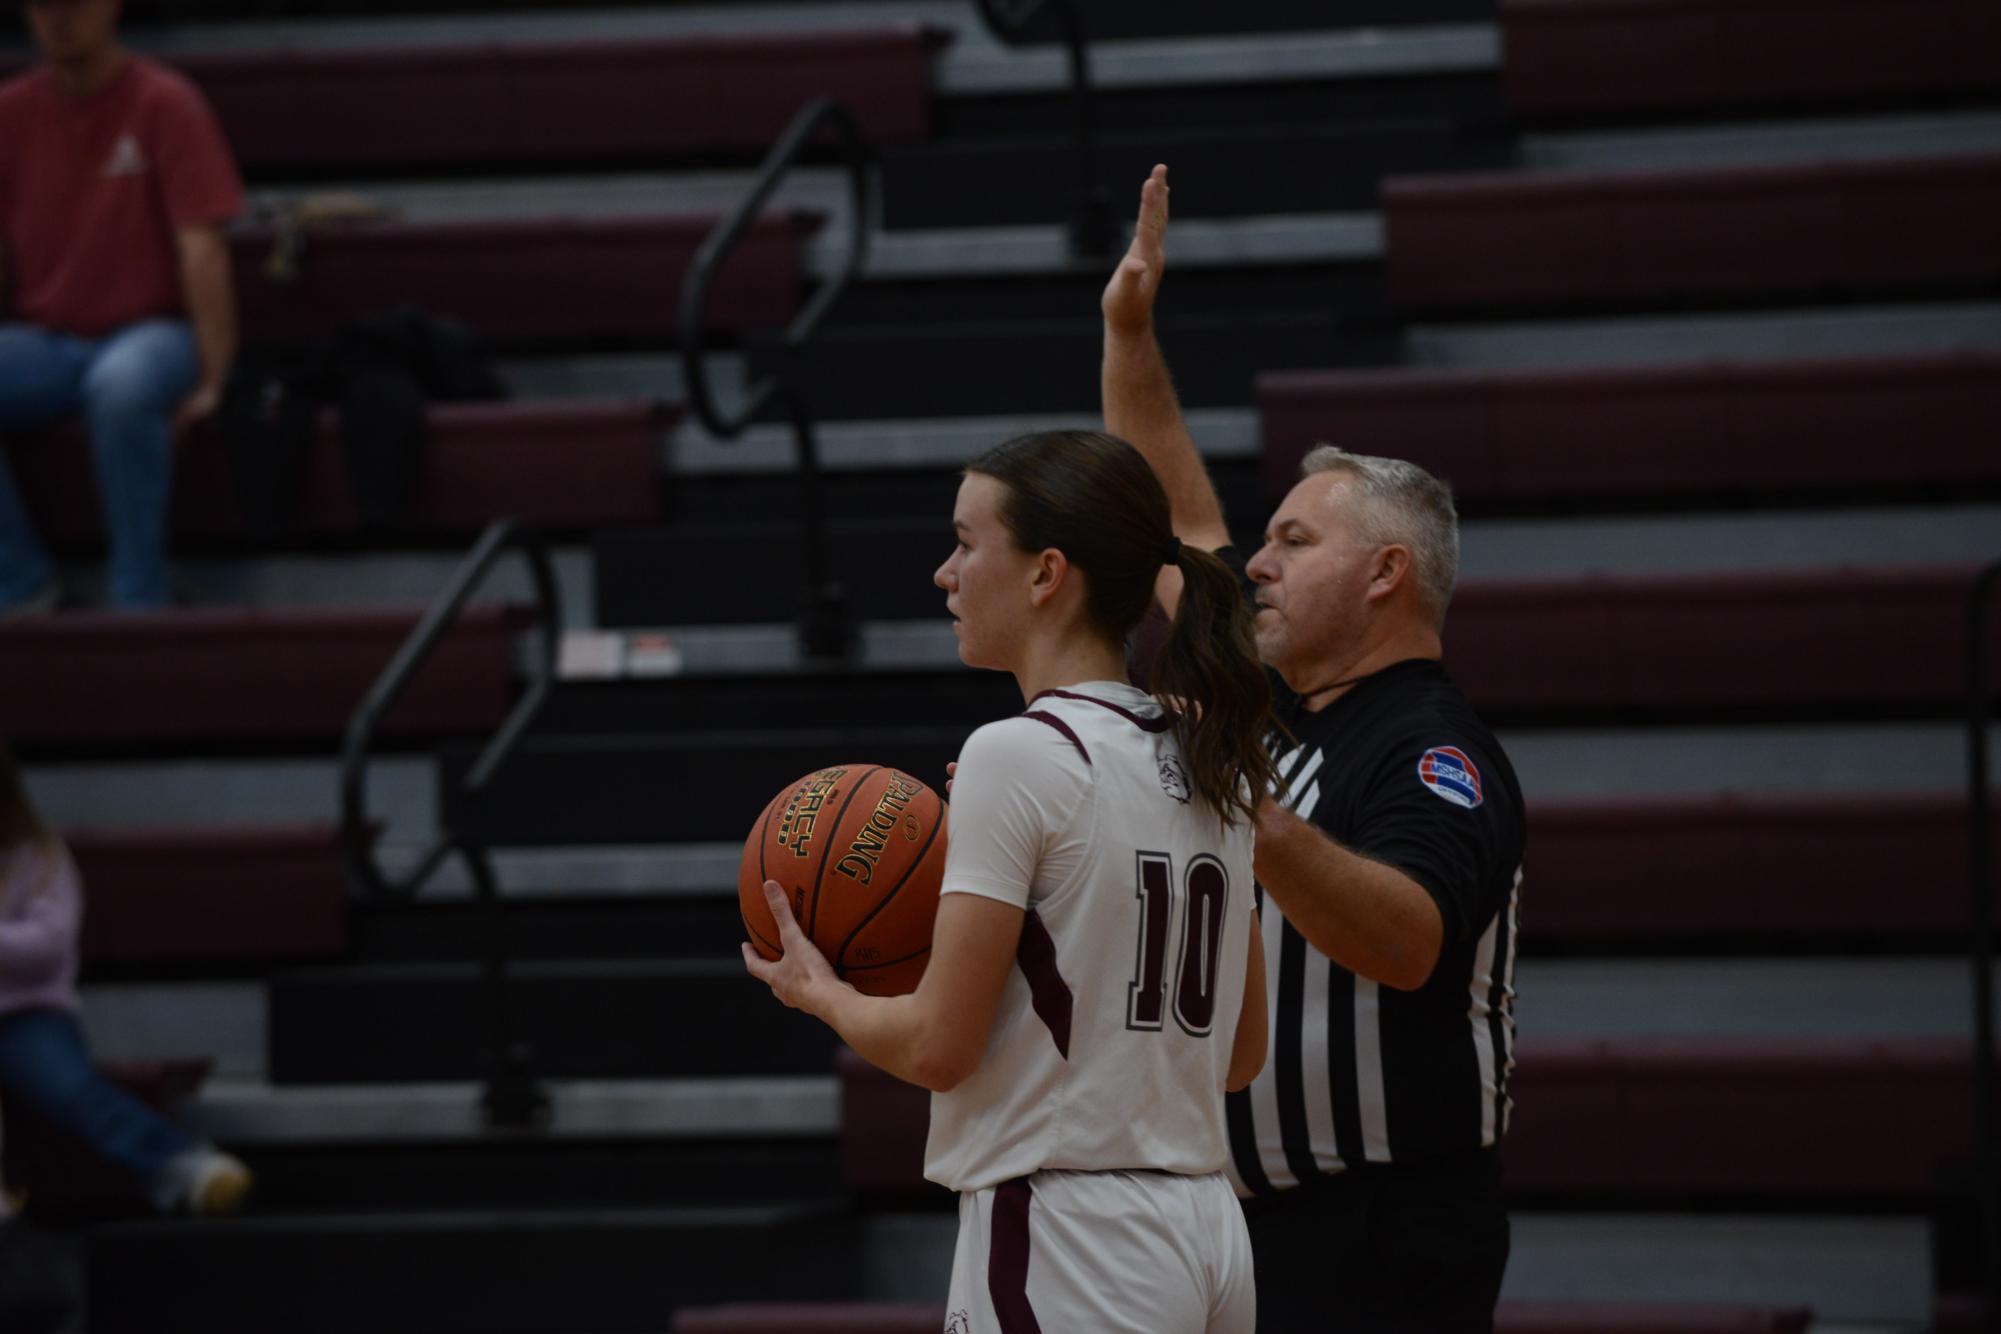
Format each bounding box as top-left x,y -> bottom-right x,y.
0,839 -> 83,1017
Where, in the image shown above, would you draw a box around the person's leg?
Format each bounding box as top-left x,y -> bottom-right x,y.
1245,1175 -> 1375,1332
0,325 -> 92,607
0,1009 -> 195,1190
76,319 -> 197,608
1356,1149 -> 1510,1334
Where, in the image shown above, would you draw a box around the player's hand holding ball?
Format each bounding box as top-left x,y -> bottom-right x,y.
741,879 -> 841,1015
740,764 -> 948,1003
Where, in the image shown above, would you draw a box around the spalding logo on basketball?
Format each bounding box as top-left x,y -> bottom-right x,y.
1417,746 -> 1483,809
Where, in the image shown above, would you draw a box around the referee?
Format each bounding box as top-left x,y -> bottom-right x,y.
1105,165 -> 1527,1334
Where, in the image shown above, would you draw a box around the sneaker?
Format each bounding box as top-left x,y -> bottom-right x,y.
153,1146 -> 254,1217
0,582 -> 57,623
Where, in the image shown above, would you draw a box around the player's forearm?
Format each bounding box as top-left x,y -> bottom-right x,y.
816,985 -> 978,1093
176,230 -> 237,393
1225,925 -> 1268,1091
1103,325 -> 1229,546
1251,799 -> 1443,991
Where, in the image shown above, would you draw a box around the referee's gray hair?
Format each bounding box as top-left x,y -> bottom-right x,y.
1298,444 -> 1460,625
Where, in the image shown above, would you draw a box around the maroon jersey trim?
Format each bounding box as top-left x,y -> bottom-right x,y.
988,1177 -> 1044,1334
1020,709 -> 1092,766
1016,907 -> 1073,1061
1036,688 -> 1175,734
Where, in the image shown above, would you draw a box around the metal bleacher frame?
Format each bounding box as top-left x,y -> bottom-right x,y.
973,0 -> 1111,257
681,97 -> 877,662
1969,556 -> 2001,1321
339,519 -> 562,1128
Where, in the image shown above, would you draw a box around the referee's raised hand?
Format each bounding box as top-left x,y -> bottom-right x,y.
1101,163 -> 1169,336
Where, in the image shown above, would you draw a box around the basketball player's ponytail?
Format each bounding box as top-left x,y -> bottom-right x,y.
1151,544 -> 1275,829
967,430 -> 1275,828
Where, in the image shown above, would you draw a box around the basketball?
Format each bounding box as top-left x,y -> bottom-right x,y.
740,764 -> 949,996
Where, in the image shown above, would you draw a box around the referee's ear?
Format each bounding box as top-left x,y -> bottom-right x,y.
1365,544 -> 1415,605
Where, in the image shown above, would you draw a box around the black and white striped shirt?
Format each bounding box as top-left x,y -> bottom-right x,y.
1226,658 -> 1527,1194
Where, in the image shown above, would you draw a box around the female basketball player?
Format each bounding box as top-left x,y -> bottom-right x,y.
744,429 -> 1275,1333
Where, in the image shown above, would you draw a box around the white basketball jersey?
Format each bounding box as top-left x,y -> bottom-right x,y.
924,682 -> 1257,1194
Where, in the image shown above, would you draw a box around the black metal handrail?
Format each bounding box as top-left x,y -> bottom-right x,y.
1968,557 -> 2001,1323
339,518 -> 561,1128
974,0 -> 1112,256
681,97 -> 876,660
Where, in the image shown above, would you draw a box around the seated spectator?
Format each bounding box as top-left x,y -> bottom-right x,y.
0,0 -> 243,614
0,740 -> 252,1215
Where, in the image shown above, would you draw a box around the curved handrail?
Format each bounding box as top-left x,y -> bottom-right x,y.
680,97 -> 878,440
339,518 -> 563,902
1967,557 -> 2001,1321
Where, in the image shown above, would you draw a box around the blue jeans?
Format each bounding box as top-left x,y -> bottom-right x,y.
0,319 -> 198,609
0,1008 -> 194,1200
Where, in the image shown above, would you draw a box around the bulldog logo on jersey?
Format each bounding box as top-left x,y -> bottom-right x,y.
1157,752 -> 1191,804
944,1312 -> 972,1334
1417,746 -> 1483,809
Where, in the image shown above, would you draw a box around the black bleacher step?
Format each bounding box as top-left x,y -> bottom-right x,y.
940,71 -> 1507,139
438,729 -> 965,845
353,897 -> 750,965
883,119 -> 1515,229
236,1137 -> 842,1212
993,0 -> 1495,42
593,517 -> 974,625
268,959 -> 839,1082
664,458 -> 1265,527
830,262 -> 1382,326
86,1202 -> 860,1334
750,308 -> 1391,419
537,671 -> 1021,735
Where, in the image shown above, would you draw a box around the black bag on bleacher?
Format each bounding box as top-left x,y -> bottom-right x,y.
220,350 -> 324,544
329,305 -> 506,532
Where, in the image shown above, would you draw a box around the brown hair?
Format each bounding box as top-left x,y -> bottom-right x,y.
967,430 -> 1275,827
0,739 -> 55,852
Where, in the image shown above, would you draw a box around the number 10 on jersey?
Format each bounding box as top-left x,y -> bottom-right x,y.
1127,851 -> 1231,1037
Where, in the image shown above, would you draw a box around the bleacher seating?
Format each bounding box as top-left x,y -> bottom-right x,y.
1499,0 -> 2001,115
1384,155 -> 2001,310
1530,795 -> 1998,938
1444,567 -> 1995,716
0,605 -> 516,743
7,0 -> 1992,1325
70,824 -> 348,963
1259,351 -> 2001,506
234,214 -> 814,344
0,27 -> 947,171
7,397 -> 668,544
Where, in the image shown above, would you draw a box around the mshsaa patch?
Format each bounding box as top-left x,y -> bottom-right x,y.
1417,746 -> 1483,810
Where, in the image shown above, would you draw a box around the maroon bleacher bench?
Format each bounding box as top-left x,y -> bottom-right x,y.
0,1058 -> 212,1221
1530,794 -> 1999,938
1442,566 -> 1995,716
841,1038 -> 1979,1198
1258,351 -> 2001,507
100,27 -> 949,171
5,397 -> 668,545
1500,0 -> 2001,115
233,214 -> 815,344
673,1301 -> 1811,1332
1384,154 -> 2001,310
0,605 -> 516,744
70,824 -> 348,964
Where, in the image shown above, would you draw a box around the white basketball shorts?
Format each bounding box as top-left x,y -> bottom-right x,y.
943,1168 -> 1254,1334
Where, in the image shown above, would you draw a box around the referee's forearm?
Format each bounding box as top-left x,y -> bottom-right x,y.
1251,799 -> 1443,991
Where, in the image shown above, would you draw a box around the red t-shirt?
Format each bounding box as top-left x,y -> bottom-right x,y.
0,54 -> 244,338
